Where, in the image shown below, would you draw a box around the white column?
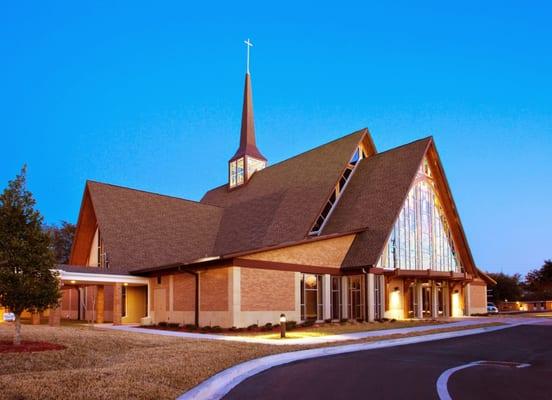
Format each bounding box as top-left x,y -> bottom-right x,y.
367,273 -> 375,322
231,267 -> 241,327
443,285 -> 450,317
431,282 -> 439,318
378,275 -> 386,319
341,276 -> 348,320
416,283 -> 423,319
323,274 -> 331,321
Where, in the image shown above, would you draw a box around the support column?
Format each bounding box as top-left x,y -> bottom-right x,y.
48,307 -> 61,326
95,285 -> 105,324
367,273 -> 375,322
31,311 -> 41,325
464,283 -> 471,316
341,276 -> 348,320
431,282 -> 439,318
323,274 -> 331,321
415,283 -> 423,319
113,283 -> 122,325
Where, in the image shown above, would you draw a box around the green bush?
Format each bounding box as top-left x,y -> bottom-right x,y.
285,320 -> 297,330
167,322 -> 180,329
247,324 -> 258,331
184,324 -> 198,330
211,325 -> 223,333
158,322 -> 168,327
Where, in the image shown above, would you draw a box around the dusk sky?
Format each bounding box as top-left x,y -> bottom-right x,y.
1,1 -> 550,276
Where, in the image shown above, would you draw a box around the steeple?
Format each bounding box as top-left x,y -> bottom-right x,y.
228,40 -> 267,189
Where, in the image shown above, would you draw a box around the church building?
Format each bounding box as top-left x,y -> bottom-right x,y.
50,55 -> 492,328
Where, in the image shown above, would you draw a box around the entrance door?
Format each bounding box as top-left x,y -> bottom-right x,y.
422,286 -> 432,317
154,288 -> 167,322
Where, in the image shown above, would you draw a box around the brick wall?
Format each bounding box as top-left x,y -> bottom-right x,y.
240,267 -> 295,311
200,268 -> 229,312
173,273 -> 196,312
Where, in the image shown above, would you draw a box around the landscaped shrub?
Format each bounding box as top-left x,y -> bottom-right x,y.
200,326 -> 212,332
324,318 -> 332,324
211,326 -> 223,333
285,320 -> 297,330
168,322 -> 180,329
261,322 -> 273,331
247,324 -> 258,331
339,318 -> 348,324
184,324 -> 198,330
158,322 -> 168,327
301,319 -> 315,328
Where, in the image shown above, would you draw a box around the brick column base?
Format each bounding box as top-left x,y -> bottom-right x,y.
113,283 -> 122,325
31,312 -> 41,325
95,285 -> 105,324
48,308 -> 61,327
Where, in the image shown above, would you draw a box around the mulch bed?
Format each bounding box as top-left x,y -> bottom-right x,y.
0,340 -> 66,353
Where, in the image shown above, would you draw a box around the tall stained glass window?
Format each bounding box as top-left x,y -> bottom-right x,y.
376,159 -> 462,273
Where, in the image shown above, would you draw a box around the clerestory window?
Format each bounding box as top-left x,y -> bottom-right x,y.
309,145 -> 367,235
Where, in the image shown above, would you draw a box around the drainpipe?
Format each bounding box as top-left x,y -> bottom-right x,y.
180,269 -> 200,327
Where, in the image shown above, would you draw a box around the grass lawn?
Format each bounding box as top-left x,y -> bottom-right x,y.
0,320 -> 503,399
0,323 -> 283,400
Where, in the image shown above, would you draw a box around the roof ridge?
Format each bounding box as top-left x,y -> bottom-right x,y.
203,128 -> 368,197
369,136 -> 433,159
87,180 -> 224,209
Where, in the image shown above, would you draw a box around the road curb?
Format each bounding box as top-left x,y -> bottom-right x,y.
178,323 -> 519,400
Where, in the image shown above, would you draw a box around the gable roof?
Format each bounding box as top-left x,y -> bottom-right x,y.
322,137 -> 432,268
71,181 -> 223,273
201,128 -> 375,256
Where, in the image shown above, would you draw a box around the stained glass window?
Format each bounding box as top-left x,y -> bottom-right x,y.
377,160 -> 461,273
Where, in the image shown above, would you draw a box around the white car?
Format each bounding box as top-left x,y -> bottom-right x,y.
487,304 -> 499,314
2,312 -> 15,322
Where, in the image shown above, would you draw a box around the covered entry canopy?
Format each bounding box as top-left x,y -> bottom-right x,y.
51,265 -> 150,326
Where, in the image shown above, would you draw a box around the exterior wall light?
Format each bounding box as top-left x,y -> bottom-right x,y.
70,280 -> 76,284
123,283 -> 128,286
280,313 -> 286,338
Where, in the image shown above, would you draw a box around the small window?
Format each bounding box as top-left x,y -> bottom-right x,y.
157,276 -> 162,285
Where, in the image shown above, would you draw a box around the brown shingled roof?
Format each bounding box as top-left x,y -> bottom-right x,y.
85,181 -> 223,273
322,137 -> 433,268
201,128 -> 375,255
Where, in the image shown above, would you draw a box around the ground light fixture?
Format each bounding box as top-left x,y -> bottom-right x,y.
280,313 -> 286,338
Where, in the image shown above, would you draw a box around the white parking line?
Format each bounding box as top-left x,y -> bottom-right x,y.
436,360 -> 530,400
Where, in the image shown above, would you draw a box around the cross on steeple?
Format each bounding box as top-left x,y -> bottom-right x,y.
244,39 -> 253,74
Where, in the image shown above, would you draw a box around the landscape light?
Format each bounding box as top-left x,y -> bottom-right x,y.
280,313 -> 286,338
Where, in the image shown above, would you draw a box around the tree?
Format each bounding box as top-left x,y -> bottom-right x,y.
525,260 -> 552,300
486,272 -> 523,303
0,166 -> 61,345
44,221 -> 76,264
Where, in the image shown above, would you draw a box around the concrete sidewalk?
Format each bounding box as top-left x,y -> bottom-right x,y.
95,317 -> 537,346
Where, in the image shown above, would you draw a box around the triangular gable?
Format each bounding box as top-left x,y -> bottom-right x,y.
69,185 -> 98,266
375,156 -> 463,272
334,138 -> 484,280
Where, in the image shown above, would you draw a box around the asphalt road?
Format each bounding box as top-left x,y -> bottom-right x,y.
225,324 -> 552,400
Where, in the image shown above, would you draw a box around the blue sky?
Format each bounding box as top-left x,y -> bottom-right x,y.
1,1 -> 550,276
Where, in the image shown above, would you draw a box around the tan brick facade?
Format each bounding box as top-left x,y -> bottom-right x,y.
173,273 -> 196,312
242,234 -> 355,268
200,268 -> 229,312
240,267 -> 295,311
